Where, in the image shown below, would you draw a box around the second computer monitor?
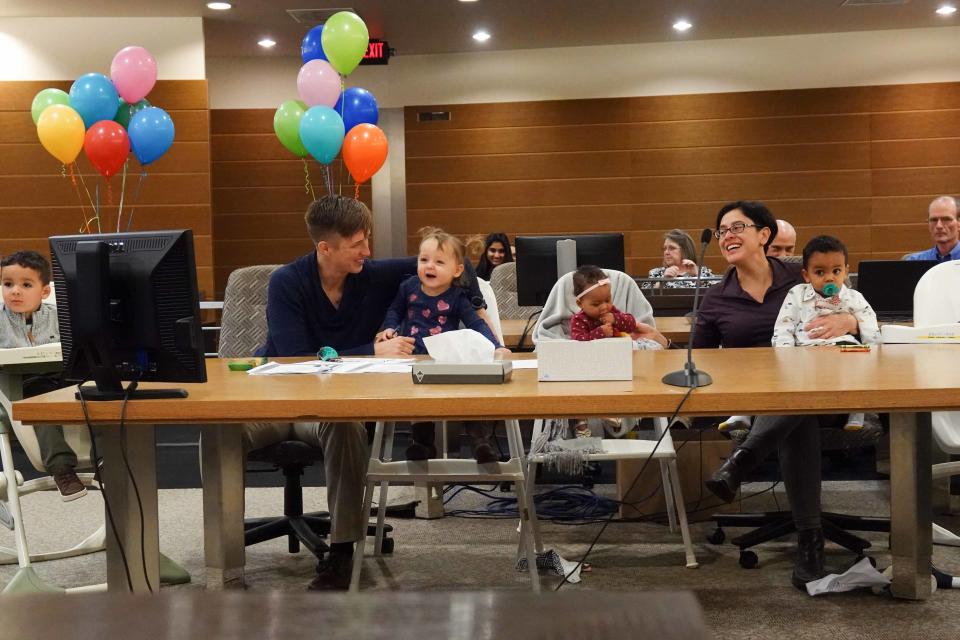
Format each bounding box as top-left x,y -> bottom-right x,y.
515,233 -> 625,307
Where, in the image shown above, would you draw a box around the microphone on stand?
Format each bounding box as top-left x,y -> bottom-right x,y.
662,228 -> 714,388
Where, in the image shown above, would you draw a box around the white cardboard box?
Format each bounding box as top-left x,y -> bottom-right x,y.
536,338 -> 633,382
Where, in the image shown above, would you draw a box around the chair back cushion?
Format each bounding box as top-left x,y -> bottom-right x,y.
534,269 -> 654,343
218,265 -> 282,358
489,262 -> 542,320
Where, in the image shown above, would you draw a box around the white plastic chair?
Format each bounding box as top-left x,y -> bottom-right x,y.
0,395 -> 105,593
350,280 -> 540,591
912,260 -> 960,547
528,269 -> 699,569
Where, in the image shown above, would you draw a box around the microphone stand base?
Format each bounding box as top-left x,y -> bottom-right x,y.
661,369 -> 713,388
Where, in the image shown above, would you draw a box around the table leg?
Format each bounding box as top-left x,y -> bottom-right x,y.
95,423 -> 159,594
889,412 -> 932,600
201,424 -> 245,590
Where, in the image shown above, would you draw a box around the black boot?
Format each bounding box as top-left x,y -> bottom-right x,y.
406,422 -> 437,460
792,528 -> 826,590
705,447 -> 756,503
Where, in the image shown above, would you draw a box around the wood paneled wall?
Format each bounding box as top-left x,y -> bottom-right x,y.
0,80 -> 213,296
405,82 -> 960,274
211,110 -> 371,298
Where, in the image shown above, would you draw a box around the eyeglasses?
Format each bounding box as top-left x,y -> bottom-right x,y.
714,222 -> 761,240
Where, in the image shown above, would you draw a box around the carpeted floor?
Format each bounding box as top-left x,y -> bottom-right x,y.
2,481 -> 958,640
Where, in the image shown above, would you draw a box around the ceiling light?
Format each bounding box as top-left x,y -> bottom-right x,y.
206,2 -> 232,10
673,20 -> 693,32
936,5 -> 957,15
459,0 -> 479,3
257,38 -> 276,48
472,30 -> 491,42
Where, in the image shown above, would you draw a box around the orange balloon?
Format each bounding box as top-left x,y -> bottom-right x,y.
342,123 -> 388,184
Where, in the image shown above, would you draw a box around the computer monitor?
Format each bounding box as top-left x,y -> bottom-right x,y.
515,234 -> 625,306
49,230 -> 207,401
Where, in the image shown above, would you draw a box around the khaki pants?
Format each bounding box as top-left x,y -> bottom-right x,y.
244,421 -> 368,544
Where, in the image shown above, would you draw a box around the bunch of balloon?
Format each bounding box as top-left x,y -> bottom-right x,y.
31,45 -> 175,233
273,10 -> 389,202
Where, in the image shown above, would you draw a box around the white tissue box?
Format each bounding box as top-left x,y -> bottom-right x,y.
537,338 -> 633,382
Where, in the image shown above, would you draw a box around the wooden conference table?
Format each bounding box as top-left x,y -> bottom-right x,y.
500,316 -> 691,349
14,345 -> 958,600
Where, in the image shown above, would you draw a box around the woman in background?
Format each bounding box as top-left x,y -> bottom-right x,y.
476,232 -> 513,280
643,229 -> 713,289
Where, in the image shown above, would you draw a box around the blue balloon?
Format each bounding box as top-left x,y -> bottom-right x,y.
301,25 -> 328,63
128,107 -> 175,165
299,106 -> 344,165
69,73 -> 120,129
334,87 -> 379,135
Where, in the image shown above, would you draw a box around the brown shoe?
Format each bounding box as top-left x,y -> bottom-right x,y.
473,443 -> 498,464
307,552 -> 352,591
51,466 -> 87,502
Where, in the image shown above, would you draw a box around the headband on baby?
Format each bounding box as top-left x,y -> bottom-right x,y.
575,277 -> 610,301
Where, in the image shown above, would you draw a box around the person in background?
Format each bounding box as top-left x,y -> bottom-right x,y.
643,229 -> 714,289
694,201 -> 864,590
475,232 -> 513,280
767,219 -> 798,259
904,196 -> 960,262
0,251 -> 85,501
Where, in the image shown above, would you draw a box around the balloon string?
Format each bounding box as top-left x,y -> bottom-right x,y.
322,164 -> 332,197
125,171 -> 148,232
302,158 -> 315,200
106,181 -> 114,230
74,164 -> 101,232
117,160 -> 128,232
354,183 -> 360,201
67,164 -> 92,234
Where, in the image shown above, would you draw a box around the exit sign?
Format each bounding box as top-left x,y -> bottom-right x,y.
360,39 -> 391,65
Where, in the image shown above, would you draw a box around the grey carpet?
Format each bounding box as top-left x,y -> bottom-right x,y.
2,481 -> 958,640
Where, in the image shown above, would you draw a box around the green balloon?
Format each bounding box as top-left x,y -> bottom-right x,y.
274,99 -> 309,157
30,88 -> 70,125
114,98 -> 151,129
320,11 -> 369,76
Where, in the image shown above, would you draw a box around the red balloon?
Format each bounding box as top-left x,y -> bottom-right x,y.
342,123 -> 388,184
83,120 -> 130,179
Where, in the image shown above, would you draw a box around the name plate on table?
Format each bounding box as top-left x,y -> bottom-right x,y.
881,323 -> 960,344
537,338 -> 633,382
0,343 -> 63,367
411,361 -> 513,384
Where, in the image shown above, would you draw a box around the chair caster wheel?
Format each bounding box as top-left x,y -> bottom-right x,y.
707,528 -> 726,545
739,550 -> 759,569
380,536 -> 394,554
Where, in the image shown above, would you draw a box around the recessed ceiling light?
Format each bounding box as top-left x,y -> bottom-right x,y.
459,0 -> 479,3
673,20 -> 693,32
936,5 -> 957,15
472,30 -> 491,42
258,38 -> 277,48
206,2 -> 232,10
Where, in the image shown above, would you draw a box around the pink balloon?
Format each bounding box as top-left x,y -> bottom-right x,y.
111,46 -> 157,104
297,60 -> 341,108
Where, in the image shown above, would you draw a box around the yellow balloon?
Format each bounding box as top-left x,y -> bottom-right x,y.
36,104 -> 85,164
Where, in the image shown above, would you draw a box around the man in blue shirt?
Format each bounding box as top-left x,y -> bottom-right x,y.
905,196 -> 960,262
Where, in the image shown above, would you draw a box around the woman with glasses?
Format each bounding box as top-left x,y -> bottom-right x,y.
642,229 -> 714,289
693,200 -> 861,591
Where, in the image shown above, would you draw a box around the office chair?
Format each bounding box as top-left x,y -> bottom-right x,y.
217,265 -> 394,562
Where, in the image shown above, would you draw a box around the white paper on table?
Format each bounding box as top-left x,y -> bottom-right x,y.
328,358 -> 415,374
423,329 -> 495,363
509,360 -> 538,369
805,557 -> 890,596
247,361 -> 339,376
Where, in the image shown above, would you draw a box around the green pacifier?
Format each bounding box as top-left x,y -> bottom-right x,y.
318,346 -> 340,361
822,283 -> 840,297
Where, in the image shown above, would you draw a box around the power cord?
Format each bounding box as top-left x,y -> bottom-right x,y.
554,385 -> 695,590
79,382 -> 134,593
516,309 -> 542,350
118,379 -> 154,594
